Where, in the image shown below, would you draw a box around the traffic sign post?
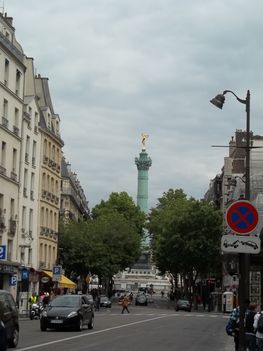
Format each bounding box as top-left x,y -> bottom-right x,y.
0,245 -> 6,260
52,265 -> 62,282
221,234 -> 261,254
226,200 -> 259,235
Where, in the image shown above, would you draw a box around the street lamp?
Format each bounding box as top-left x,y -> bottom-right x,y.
210,90 -> 250,351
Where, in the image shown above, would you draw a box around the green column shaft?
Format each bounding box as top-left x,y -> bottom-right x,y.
135,151 -> 152,214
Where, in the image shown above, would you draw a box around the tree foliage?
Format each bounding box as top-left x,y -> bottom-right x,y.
148,188 -> 223,296
59,192 -> 144,293
92,191 -> 146,237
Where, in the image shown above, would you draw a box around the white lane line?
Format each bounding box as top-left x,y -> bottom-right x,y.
16,315 -> 172,351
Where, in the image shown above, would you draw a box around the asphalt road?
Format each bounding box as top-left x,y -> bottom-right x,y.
15,301 -> 232,351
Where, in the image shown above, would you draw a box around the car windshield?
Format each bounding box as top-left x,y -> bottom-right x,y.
100,296 -> 108,302
50,295 -> 79,308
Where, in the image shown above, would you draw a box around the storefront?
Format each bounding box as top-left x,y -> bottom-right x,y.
40,270 -> 76,293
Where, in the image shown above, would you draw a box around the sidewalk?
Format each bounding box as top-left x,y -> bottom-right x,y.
224,337 -> 234,351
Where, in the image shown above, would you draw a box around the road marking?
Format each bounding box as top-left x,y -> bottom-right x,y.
16,315 -> 172,351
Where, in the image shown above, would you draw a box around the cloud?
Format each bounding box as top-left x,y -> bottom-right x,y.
7,0 -> 263,209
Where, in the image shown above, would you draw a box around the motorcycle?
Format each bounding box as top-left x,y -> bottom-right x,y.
30,302 -> 44,320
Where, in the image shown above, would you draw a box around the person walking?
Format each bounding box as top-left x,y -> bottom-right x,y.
245,303 -> 257,351
253,304 -> 263,350
95,295 -> 100,312
121,295 -> 130,314
226,299 -> 251,351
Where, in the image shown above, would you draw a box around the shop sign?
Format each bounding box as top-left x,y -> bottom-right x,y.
41,276 -> 49,284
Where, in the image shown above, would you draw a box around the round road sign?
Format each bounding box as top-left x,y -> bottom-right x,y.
226,200 -> 259,235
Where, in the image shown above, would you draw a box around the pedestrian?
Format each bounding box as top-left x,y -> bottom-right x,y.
161,291 -> 164,298
121,295 -> 130,314
253,304 -> 263,350
227,305 -> 240,351
95,295 -> 100,311
129,292 -> 133,304
245,303 -> 257,351
28,292 -> 38,316
226,298 -> 250,351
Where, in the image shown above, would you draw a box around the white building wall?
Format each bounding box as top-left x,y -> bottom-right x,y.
0,13 -> 26,298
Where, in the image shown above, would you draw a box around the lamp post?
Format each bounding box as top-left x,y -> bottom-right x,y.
210,90 -> 250,351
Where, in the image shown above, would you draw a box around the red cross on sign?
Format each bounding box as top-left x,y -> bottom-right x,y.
226,200 -> 259,235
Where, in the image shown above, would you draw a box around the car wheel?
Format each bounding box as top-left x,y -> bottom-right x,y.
7,327 -> 19,348
76,317 -> 83,331
88,316 -> 94,330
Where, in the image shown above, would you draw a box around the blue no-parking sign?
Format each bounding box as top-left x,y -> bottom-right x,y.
226,200 -> 259,235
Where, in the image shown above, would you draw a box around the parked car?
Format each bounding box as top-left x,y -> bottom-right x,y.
100,296 -> 112,308
175,299 -> 191,312
0,290 -> 19,348
40,294 -> 94,331
135,292 -> 148,306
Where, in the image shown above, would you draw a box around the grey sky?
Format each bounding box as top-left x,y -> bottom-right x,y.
6,0 -> 263,209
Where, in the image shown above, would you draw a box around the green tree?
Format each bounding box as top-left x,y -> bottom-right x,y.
87,211 -> 141,294
148,189 -> 223,298
59,192 -> 143,295
92,192 -> 146,237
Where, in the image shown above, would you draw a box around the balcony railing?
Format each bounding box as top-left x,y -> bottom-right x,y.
10,171 -> 17,181
13,126 -> 19,136
0,165 -> 6,176
1,116 -> 8,128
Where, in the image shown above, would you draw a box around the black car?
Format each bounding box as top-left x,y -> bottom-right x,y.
0,290 -> 19,348
100,296 -> 111,308
175,299 -> 191,312
40,294 -> 94,331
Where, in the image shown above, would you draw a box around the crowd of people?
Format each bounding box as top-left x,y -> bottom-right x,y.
226,300 -> 263,351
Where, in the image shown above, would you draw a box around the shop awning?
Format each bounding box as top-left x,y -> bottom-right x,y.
43,271 -> 76,289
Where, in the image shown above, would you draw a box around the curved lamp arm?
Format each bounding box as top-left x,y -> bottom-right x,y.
223,90 -> 249,107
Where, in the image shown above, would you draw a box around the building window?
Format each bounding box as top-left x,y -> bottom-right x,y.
30,173 -> 35,200
4,59 -> 9,86
23,169 -> 28,197
25,136 -> 30,163
7,239 -> 12,260
12,148 -> 17,173
28,248 -> 32,266
2,100 -> 8,128
1,142 -> 6,169
16,70 -> 21,96
13,108 -> 19,135
32,141 -> 36,167
29,209 -> 33,235
34,112 -> 38,133
22,206 -> 26,231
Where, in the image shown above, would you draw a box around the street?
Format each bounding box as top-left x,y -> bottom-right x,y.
15,300 -> 233,351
